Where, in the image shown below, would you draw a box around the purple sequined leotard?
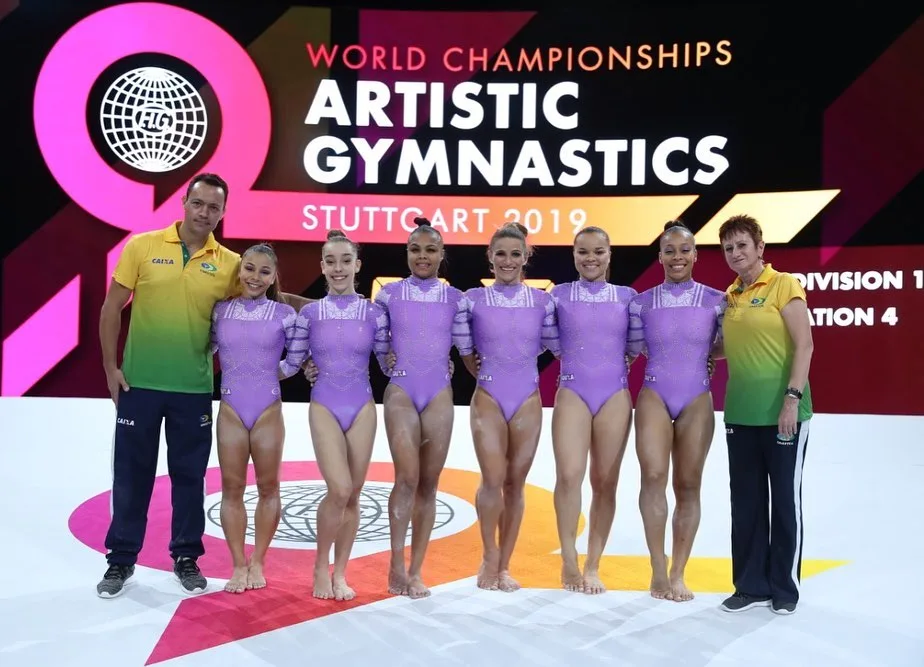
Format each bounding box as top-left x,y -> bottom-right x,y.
627,280 -> 727,420
373,276 -> 469,413
551,279 -> 638,416
288,294 -> 390,432
456,283 -> 560,422
210,296 -> 303,430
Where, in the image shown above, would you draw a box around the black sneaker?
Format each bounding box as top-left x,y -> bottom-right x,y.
772,600 -> 797,615
173,557 -> 207,595
97,564 -> 134,598
720,592 -> 771,612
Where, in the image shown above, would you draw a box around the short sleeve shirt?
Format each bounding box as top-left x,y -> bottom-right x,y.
722,263 -> 813,425
113,222 -> 240,393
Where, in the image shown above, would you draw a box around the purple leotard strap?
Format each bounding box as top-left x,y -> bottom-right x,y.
551,279 -> 637,416
374,276 -> 467,412
210,296 -> 300,430
456,283 -> 559,422
291,294 -> 389,432
628,280 -> 726,420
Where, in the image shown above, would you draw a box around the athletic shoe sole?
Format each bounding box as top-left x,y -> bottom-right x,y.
97,577 -> 132,599
175,573 -> 208,596
720,599 -> 771,613
772,605 -> 797,615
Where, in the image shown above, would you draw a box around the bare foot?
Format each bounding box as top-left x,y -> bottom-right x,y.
650,572 -> 673,600
224,566 -> 248,594
332,575 -> 356,601
313,564 -> 333,600
407,575 -> 430,599
561,562 -> 584,592
497,570 -> 520,593
388,559 -> 408,596
477,554 -> 500,591
670,574 -> 694,602
582,569 -> 606,595
246,562 -> 266,590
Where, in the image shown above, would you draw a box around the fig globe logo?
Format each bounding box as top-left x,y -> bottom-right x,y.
99,66 -> 208,173
202,481 -> 463,553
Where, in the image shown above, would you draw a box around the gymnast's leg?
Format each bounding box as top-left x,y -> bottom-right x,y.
635,387 -> 675,600
384,384 -> 421,595
552,387 -> 592,592
497,390 -> 543,592
407,386 -> 454,598
309,402 -> 353,600
331,401 -> 377,601
217,402 -> 251,594
246,401 -> 285,590
583,389 -> 632,594
470,387 -> 509,591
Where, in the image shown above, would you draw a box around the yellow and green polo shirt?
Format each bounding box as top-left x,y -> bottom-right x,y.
722,263 -> 813,426
113,221 -> 240,394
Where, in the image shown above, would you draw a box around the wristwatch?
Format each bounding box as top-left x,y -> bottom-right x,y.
784,387 -> 802,400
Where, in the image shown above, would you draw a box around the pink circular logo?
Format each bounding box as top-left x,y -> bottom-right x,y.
33,2 -> 272,234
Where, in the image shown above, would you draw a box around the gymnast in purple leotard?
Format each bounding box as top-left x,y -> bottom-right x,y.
627,220 -> 726,603
295,293 -> 389,433
456,222 -> 560,592
550,226 -> 637,595
288,229 -> 390,603
373,217 -> 469,599
210,243 -> 302,594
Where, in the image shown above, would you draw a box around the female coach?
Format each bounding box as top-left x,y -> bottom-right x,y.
716,214 -> 814,616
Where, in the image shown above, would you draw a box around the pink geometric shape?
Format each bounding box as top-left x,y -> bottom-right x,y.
1,275 -> 81,396
33,2 -> 273,348
33,2 -> 272,237
0,1 -> 19,23
821,16 -> 924,264
67,461 -> 398,664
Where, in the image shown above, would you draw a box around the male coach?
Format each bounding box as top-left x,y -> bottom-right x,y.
95,173 -> 308,598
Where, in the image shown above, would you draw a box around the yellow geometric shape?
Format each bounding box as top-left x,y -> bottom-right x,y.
430,466 -> 847,594
511,474 -> 846,592
593,195 -> 700,246
694,189 -> 841,246
370,276 -> 449,301
511,554 -> 847,592
480,278 -> 555,292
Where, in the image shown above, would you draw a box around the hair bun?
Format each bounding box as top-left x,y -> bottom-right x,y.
326,229 -> 347,240
413,216 -> 431,228
663,220 -> 690,232
505,222 -> 528,237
